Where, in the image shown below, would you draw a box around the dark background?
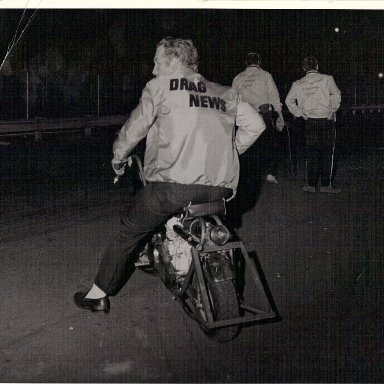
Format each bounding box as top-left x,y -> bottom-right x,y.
0,9 -> 383,180
0,9 -> 383,119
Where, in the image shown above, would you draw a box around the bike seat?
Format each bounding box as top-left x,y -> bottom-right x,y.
184,199 -> 226,217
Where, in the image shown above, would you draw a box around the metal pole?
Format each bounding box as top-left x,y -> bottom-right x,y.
97,74 -> 100,116
26,70 -> 29,119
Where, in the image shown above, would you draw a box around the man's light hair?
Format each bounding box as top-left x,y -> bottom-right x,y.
157,37 -> 199,71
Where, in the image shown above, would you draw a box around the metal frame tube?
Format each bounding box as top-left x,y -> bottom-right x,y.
175,241 -> 279,330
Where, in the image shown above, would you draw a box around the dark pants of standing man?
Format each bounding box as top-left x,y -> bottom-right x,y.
259,110 -> 279,177
95,182 -> 232,296
305,118 -> 337,188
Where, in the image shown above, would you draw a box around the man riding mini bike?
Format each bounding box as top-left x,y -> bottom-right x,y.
74,37 -> 277,342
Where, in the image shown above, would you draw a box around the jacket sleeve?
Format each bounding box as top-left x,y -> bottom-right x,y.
328,76 -> 341,112
232,74 -> 260,110
112,82 -> 157,164
231,76 -> 239,91
266,73 -> 282,114
285,83 -> 303,118
235,101 -> 266,155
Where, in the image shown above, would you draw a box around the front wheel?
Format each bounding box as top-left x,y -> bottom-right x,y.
196,279 -> 240,343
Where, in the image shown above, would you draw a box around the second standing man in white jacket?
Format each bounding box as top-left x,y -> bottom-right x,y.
232,52 -> 285,185
285,56 -> 341,194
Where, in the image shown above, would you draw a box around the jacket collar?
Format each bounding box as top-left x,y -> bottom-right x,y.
171,67 -> 197,77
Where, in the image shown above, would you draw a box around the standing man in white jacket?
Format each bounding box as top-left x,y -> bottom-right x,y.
232,52 -> 285,185
285,56 -> 341,194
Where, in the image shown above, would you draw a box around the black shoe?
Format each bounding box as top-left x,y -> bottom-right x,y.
74,291 -> 110,313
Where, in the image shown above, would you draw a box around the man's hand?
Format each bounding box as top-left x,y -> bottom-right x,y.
112,160 -> 127,176
276,115 -> 285,132
301,113 -> 308,120
327,111 -> 336,121
127,156 -> 133,167
112,160 -> 127,184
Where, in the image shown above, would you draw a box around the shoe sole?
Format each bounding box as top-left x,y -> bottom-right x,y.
320,189 -> 341,194
135,261 -> 151,267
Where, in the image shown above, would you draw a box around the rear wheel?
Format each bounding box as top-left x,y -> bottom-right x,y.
194,278 -> 240,343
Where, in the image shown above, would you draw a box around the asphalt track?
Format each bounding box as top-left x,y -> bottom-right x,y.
0,147 -> 382,382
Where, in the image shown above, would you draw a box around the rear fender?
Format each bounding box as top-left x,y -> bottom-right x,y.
203,252 -> 234,283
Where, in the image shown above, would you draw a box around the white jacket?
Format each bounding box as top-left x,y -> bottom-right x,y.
285,71 -> 341,119
232,65 -> 283,114
112,68 -> 265,192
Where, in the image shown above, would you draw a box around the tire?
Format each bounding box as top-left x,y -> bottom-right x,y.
195,278 -> 240,343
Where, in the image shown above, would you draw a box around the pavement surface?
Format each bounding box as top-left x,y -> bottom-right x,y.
0,146 -> 383,383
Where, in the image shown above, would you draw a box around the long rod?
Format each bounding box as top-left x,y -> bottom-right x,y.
97,74 -> 100,116
192,248 -> 214,324
26,71 -> 29,119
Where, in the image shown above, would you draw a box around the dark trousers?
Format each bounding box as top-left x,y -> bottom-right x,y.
259,111 -> 279,176
289,117 -> 307,175
95,182 -> 232,296
305,118 -> 337,187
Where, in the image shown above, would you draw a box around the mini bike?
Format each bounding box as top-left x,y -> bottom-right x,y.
120,154 -> 279,343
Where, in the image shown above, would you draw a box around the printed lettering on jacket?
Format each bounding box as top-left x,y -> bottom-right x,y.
170,77 -> 227,112
299,78 -> 321,96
